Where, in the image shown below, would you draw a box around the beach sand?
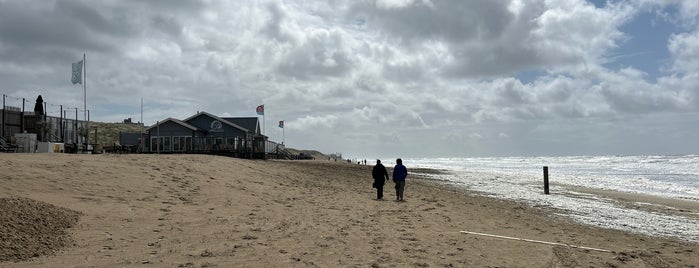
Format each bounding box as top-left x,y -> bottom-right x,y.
0,154 -> 697,267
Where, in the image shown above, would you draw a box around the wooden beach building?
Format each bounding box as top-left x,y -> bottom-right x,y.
1,95 -> 287,158
145,111 -> 285,159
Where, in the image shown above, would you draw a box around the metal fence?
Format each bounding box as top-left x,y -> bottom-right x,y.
1,108 -> 88,144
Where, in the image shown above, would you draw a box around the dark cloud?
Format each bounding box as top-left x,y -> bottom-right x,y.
276,30 -> 353,79
349,0 -> 545,78
382,60 -> 426,82
54,1 -> 133,37
119,0 -> 207,15
261,2 -> 296,43
0,1 -> 117,57
441,43 -> 541,77
600,85 -> 683,114
151,15 -> 183,37
350,0 -> 514,44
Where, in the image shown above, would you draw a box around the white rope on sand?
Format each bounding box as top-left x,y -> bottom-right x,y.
459,231 -> 615,253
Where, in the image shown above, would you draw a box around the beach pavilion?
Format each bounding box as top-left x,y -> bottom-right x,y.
145,111 -> 283,158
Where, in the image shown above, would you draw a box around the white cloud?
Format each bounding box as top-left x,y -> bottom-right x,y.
1,0 -> 699,157
376,0 -> 421,9
292,114 -> 339,130
469,133 -> 484,140
276,28 -> 354,79
668,26 -> 699,73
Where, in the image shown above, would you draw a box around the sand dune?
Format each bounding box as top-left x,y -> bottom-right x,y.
0,154 -> 697,267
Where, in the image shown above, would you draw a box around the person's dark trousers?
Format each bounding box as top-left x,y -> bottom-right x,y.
376,183 -> 384,199
396,181 -> 405,200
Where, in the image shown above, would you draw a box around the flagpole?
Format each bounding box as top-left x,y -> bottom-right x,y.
83,53 -> 88,146
140,97 -> 144,153
83,53 -> 86,121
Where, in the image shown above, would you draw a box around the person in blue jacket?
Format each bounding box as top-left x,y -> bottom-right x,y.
392,158 -> 408,201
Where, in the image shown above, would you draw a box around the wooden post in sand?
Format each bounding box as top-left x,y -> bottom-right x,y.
156,121 -> 160,154
543,166 -> 549,195
21,98 -> 25,133
75,107 -> 78,144
1,94 -> 5,139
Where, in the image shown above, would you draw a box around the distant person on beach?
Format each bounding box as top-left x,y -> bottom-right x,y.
372,159 -> 390,199
392,158 -> 408,201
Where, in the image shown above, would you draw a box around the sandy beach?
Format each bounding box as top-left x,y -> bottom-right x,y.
1,154 -> 697,267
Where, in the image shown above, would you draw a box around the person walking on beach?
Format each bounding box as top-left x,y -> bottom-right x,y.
372,159 -> 390,199
392,158 -> 408,201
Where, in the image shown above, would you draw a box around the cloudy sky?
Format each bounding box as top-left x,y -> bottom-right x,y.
1,0 -> 698,158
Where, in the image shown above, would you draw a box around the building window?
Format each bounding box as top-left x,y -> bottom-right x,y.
151,137 -> 157,152
172,136 -> 192,151
151,136 -> 171,152
162,137 -> 171,151
226,137 -> 238,150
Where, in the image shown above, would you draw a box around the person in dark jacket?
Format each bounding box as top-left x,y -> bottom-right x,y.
372,159 -> 390,199
392,158 -> 408,201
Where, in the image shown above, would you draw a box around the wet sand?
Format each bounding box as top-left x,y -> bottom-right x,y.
0,154 -> 697,267
563,185 -> 699,218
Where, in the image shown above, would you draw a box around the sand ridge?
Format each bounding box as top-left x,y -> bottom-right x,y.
0,197 -> 81,262
0,154 -> 697,267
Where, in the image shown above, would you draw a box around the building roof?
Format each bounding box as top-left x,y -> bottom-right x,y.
183,111 -> 249,133
146,112 -> 267,139
145,117 -> 198,132
223,117 -> 260,134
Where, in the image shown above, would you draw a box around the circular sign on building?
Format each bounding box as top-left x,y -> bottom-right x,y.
210,120 -> 223,131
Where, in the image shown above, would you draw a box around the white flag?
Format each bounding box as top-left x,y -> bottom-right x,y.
71,60 -> 83,85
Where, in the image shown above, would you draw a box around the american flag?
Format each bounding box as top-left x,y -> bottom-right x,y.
278,120 -> 284,128
256,104 -> 264,115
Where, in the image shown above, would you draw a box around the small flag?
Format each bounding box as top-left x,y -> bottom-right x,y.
278,120 -> 284,128
256,104 -> 264,115
71,60 -> 83,85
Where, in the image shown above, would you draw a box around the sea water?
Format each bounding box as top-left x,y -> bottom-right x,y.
403,155 -> 699,243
